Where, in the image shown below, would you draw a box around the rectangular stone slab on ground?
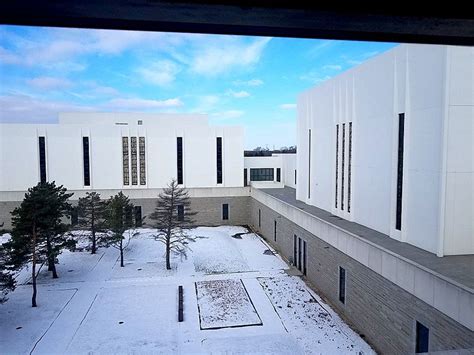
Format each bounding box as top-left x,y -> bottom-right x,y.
195,279 -> 262,329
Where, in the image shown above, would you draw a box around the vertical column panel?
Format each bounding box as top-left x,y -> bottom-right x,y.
122,137 -> 130,185
139,137 -> 146,185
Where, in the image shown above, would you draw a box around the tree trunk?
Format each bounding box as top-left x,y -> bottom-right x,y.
166,235 -> 171,270
51,262 -> 58,279
120,239 -> 124,267
91,229 -> 96,255
32,225 -> 37,307
47,237 -> 53,271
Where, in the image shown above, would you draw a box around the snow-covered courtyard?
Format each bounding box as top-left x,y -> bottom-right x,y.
0,226 -> 374,354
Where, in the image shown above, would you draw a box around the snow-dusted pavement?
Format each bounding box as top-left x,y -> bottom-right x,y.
0,226 -> 374,354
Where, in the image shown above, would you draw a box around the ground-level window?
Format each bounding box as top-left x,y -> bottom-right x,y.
70,207 -> 78,226
293,236 -> 307,275
222,203 -> 229,220
415,321 -> 429,353
339,267 -> 346,304
134,206 -> 142,227
177,205 -> 184,221
244,168 -> 248,186
274,220 -> 277,242
258,209 -> 261,227
294,169 -> 297,185
276,168 -> 281,182
250,168 -> 274,181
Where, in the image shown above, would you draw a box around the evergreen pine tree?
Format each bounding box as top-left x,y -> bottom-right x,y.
148,179 -> 197,270
103,192 -> 135,267
9,182 -> 75,307
77,192 -> 107,254
0,240 -> 15,304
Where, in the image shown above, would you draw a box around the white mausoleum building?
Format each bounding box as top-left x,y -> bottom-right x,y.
0,43 -> 472,353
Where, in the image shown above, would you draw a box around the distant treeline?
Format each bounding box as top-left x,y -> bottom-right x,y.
244,146 -> 296,157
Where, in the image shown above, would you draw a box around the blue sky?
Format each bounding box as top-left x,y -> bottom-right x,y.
0,26 -> 397,148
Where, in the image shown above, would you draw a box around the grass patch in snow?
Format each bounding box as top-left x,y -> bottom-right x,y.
196,279 -> 262,329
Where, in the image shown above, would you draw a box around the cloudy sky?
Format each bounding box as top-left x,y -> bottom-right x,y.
0,25 -> 396,148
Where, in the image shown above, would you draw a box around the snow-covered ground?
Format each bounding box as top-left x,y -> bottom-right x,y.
0,226 -> 374,354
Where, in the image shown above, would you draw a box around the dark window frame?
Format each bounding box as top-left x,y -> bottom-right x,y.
258,209 -> 261,227
276,168 -> 281,182
274,220 -> 277,242
293,235 -> 297,266
122,136 -> 130,185
222,203 -> 229,220
341,123 -> 345,210
396,113 -> 405,230
139,136 -> 146,185
415,321 -> 429,353
134,206 -> 142,227
244,168 -> 248,186
348,122 -> 352,213
38,136 -> 46,183
339,266 -> 346,304
177,205 -> 184,221
82,136 -> 90,186
216,137 -> 223,184
250,168 -> 274,181
335,124 -> 339,208
177,137 -> 183,185
308,129 -> 311,198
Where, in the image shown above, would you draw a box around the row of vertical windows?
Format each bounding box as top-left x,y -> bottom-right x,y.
334,123 -> 352,213
131,137 -> 138,185
250,168 -> 274,181
122,136 -> 146,186
216,137 -> 223,184
293,235 -> 307,275
139,137 -> 146,185
341,123 -> 345,210
38,136 -> 47,183
177,137 -> 183,184
122,137 -> 130,185
83,137 -> 90,186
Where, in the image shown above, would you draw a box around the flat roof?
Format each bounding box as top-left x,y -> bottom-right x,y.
261,186 -> 474,290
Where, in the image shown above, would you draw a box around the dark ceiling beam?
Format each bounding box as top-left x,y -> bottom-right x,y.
1,1 -> 473,45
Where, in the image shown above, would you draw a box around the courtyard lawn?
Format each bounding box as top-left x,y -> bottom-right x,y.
0,226 -> 374,354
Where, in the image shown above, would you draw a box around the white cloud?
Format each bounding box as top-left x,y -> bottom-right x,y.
137,60 -> 181,86
226,90 -> 250,98
191,38 -> 271,76
211,110 -> 244,120
0,94 -> 93,123
106,97 -> 183,110
279,103 -> 296,109
233,79 -> 264,86
192,95 -> 220,113
27,77 -> 73,90
323,64 -> 342,71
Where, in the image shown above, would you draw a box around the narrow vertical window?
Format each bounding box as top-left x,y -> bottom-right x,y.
341,123 -> 345,211
339,267 -> 346,304
38,136 -> 46,183
244,169 -> 248,186
216,137 -> 223,184
134,206 -> 142,227
335,124 -> 339,208
415,321 -> 429,353
396,113 -> 405,230
276,168 -> 281,182
177,137 -> 183,184
298,237 -> 302,271
308,129 -> 311,199
303,240 -> 307,275
130,137 -> 138,185
258,209 -> 261,227
274,220 -> 277,242
294,169 -> 297,185
139,137 -> 146,185
348,122 -> 352,213
82,137 -> 90,186
177,205 -> 184,221
293,235 -> 297,266
122,137 -> 129,185
222,203 -> 229,220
